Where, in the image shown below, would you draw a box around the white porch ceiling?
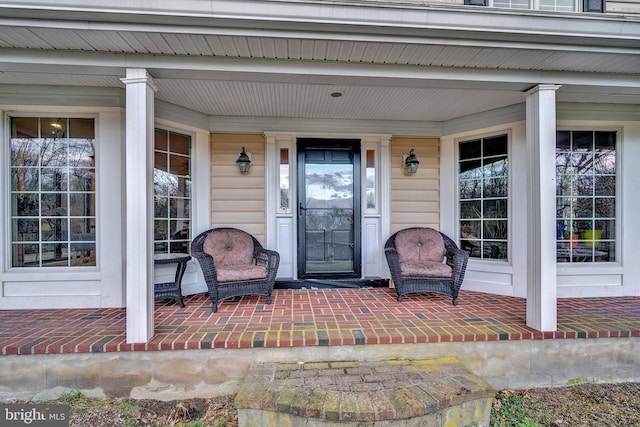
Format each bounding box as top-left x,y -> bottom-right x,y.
0,1 -> 638,123
0,27 -> 638,74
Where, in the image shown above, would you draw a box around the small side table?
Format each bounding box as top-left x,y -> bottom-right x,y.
154,253 -> 191,308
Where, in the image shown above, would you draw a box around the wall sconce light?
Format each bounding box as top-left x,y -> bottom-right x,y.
403,149 -> 420,174
236,147 -> 251,173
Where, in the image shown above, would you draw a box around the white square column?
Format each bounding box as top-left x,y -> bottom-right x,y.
121,69 -> 157,343
525,84 -> 561,332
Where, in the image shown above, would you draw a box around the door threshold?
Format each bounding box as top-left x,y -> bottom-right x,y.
274,278 -> 388,289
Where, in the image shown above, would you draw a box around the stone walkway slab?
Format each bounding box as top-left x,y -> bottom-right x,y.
235,357 -> 494,427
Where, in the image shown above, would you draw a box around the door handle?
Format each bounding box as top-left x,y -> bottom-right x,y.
299,203 -> 307,216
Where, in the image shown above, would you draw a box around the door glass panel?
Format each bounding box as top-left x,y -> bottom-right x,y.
365,150 -> 376,210
303,152 -> 354,274
279,148 -> 290,212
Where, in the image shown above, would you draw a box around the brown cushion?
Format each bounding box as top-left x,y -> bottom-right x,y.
203,229 -> 255,266
395,228 -> 445,263
216,265 -> 268,282
400,261 -> 452,278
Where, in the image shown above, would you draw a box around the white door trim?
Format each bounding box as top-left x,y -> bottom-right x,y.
265,131 -> 391,280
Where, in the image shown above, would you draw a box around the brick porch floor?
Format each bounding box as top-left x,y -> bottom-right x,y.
1,289 -> 639,356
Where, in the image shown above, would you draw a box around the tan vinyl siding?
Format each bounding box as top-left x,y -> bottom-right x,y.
606,0 -> 640,14
390,136 -> 440,234
210,132 -> 266,242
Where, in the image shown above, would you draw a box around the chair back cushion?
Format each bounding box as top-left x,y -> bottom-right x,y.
203,229 -> 255,266
394,228 -> 445,263
394,228 -> 451,278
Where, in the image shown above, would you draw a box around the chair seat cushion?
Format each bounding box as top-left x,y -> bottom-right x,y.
217,264 -> 268,282
400,261 -> 452,278
203,229 -> 255,266
395,228 -> 445,263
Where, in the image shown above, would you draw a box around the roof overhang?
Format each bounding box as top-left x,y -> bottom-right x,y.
0,0 -> 638,125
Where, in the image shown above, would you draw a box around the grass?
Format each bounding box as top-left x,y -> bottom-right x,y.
491,390 -> 551,427
565,377 -> 593,386
50,390 -> 121,419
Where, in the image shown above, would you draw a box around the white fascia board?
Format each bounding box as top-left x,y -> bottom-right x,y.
1,48 -> 638,90
155,99 -> 210,131
556,102 -> 640,121
0,83 -> 124,107
208,115 -> 443,135
1,1 -> 639,49
443,103 -> 526,136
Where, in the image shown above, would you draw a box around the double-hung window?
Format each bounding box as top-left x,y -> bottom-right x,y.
153,129 -> 191,254
458,134 -> 509,261
556,130 -> 616,263
10,117 -> 96,267
493,0 -> 576,11
465,0 -> 604,12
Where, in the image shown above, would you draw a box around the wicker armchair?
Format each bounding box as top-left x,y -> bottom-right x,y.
191,228 -> 280,312
384,227 -> 468,305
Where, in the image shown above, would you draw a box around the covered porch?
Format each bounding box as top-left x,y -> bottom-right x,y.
0,1 -> 639,351
1,288 -> 639,401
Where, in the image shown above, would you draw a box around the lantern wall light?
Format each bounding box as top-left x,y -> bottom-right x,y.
236,147 -> 251,173
403,149 -> 420,174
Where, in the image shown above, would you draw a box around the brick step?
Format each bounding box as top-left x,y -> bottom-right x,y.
235,357 -> 494,427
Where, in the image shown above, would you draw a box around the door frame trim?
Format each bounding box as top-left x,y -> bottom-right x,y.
265,132 -> 392,281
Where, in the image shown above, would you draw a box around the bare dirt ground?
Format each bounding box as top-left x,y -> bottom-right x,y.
493,382 -> 640,426
67,394 -> 238,427
13,382 -> 640,426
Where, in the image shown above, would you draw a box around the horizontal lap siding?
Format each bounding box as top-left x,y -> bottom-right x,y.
390,136 -> 440,234
210,132 -> 266,242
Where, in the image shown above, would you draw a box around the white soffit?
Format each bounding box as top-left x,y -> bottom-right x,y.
0,1 -> 638,121
0,27 -> 638,75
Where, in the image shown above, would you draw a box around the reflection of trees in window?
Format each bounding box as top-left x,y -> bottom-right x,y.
279,149 -> 290,211
458,134 -> 508,261
366,150 -> 376,209
556,131 -> 616,263
154,129 -> 191,254
10,117 -> 96,267
305,168 -> 353,203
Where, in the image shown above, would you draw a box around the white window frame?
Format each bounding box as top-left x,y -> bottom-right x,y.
153,126 -> 193,255
456,131 -> 511,264
555,127 -> 621,267
6,112 -> 99,270
488,0 -> 580,12
152,119 -> 209,297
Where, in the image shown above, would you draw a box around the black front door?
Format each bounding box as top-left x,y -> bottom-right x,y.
297,139 -> 361,279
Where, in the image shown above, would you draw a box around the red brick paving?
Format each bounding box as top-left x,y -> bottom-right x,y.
1,289 -> 639,355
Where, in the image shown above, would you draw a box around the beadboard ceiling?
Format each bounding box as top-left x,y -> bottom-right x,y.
0,5 -> 638,123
